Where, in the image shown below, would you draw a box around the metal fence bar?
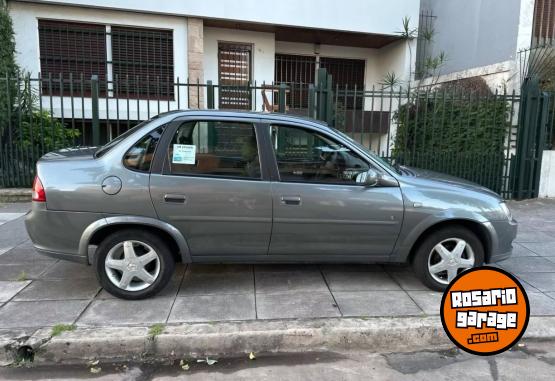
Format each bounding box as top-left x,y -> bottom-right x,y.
0,75 -> 535,199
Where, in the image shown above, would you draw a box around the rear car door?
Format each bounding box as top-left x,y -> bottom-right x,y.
266,123 -> 404,259
150,116 -> 272,257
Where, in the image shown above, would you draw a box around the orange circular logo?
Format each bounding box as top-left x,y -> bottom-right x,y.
440,267 -> 529,356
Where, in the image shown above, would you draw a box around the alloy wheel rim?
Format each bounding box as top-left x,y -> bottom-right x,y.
105,240 -> 161,292
427,237 -> 475,285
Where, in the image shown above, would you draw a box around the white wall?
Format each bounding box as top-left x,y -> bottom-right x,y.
9,1 -> 189,122
27,0 -> 419,36
204,27 -> 275,111
539,151 -> 555,198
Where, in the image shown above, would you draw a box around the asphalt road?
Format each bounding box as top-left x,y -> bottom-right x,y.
1,340 -> 554,380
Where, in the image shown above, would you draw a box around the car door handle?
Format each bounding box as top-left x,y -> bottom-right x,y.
280,196 -> 302,206
164,194 -> 186,203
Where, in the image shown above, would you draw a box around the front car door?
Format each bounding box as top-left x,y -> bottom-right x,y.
150,116 -> 272,258
266,122 -> 404,260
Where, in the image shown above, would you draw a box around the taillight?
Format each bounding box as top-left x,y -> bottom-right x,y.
32,176 -> 46,202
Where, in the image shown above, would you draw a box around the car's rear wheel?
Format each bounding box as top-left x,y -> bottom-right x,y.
412,226 -> 484,291
94,229 -> 175,299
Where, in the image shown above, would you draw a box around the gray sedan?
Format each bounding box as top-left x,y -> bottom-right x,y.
25,110 -> 517,299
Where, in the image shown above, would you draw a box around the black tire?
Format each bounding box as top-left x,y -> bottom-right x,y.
94,229 -> 175,300
412,226 -> 484,291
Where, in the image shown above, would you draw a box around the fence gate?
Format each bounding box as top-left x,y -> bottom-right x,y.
512,77 -> 551,199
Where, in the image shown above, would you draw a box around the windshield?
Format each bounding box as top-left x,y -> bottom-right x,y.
331,128 -> 401,175
95,120 -> 151,158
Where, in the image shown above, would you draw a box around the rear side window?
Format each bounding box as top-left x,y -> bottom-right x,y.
123,126 -> 165,172
165,120 -> 260,179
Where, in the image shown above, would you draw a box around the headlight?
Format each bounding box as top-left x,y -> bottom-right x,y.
500,202 -> 512,221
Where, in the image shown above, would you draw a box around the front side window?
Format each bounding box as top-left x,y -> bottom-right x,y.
166,121 -> 260,179
123,126 -> 165,172
272,125 -> 370,184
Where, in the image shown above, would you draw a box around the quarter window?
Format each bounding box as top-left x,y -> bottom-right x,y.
123,126 -> 165,172
166,121 -> 260,179
272,125 -> 370,184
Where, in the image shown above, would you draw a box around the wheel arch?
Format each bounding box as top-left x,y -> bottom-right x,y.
79,216 -> 192,264
406,219 -> 492,264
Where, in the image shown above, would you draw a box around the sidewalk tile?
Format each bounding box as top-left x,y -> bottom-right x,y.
187,264 -> 252,274
256,291 -> 340,319
179,272 -> 253,296
527,292 -> 555,316
255,270 -> 328,294
333,291 -> 422,317
0,281 -> 31,302
407,291 -> 442,315
40,261 -> 96,279
518,242 -> 555,257
254,264 -> 319,272
0,300 -> 89,328
319,264 -> 384,272
0,248 -> 57,265
323,271 -> 401,292
510,243 -> 538,257
497,257 -> 555,274
0,263 -> 52,281
78,298 -> 173,326
517,273 -> 555,293
388,271 -> 428,291
169,294 -> 255,322
14,279 -> 100,301
515,231 -> 555,243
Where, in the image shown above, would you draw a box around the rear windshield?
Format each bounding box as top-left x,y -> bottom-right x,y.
95,120 -> 151,158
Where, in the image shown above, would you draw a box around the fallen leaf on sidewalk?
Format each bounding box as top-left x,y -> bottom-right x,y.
197,357 -> 218,365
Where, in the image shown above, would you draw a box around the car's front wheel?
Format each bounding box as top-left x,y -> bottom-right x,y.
94,229 -> 175,299
412,226 -> 484,291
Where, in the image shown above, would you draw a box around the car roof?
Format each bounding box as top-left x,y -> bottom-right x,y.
165,109 -> 332,131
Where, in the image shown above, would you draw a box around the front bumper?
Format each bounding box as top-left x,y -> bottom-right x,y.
485,218 -> 518,263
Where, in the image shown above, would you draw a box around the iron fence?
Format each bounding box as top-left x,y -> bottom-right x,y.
0,74 -> 524,199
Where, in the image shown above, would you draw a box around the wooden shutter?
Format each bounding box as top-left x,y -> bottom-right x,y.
218,43 -> 252,109
38,20 -> 107,94
111,26 -> 174,99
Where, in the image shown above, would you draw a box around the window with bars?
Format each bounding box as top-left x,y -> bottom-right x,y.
38,20 -> 174,98
38,20 -> 107,94
320,57 -> 365,109
111,26 -> 174,99
274,54 -> 316,109
534,0 -> 555,44
274,54 -> 365,110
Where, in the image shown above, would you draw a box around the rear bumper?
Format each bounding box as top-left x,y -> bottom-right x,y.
485,218 -> 518,263
25,202 -> 103,264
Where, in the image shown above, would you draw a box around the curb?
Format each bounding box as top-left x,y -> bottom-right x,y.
0,188 -> 31,203
2,316 -> 554,366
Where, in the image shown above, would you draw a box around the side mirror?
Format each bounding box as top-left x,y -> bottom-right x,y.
357,169 -> 379,187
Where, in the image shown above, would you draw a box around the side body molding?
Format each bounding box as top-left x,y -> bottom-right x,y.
79,216 -> 192,264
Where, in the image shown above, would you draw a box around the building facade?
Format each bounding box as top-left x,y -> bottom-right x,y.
417,0 -> 543,91
8,0 -> 418,121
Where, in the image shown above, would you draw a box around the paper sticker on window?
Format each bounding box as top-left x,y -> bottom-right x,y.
172,144 -> 196,164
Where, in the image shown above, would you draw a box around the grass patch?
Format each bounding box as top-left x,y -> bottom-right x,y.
148,323 -> 165,338
51,324 -> 76,337
16,271 -> 27,281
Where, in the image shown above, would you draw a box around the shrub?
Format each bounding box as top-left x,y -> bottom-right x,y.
392,88 -> 512,191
